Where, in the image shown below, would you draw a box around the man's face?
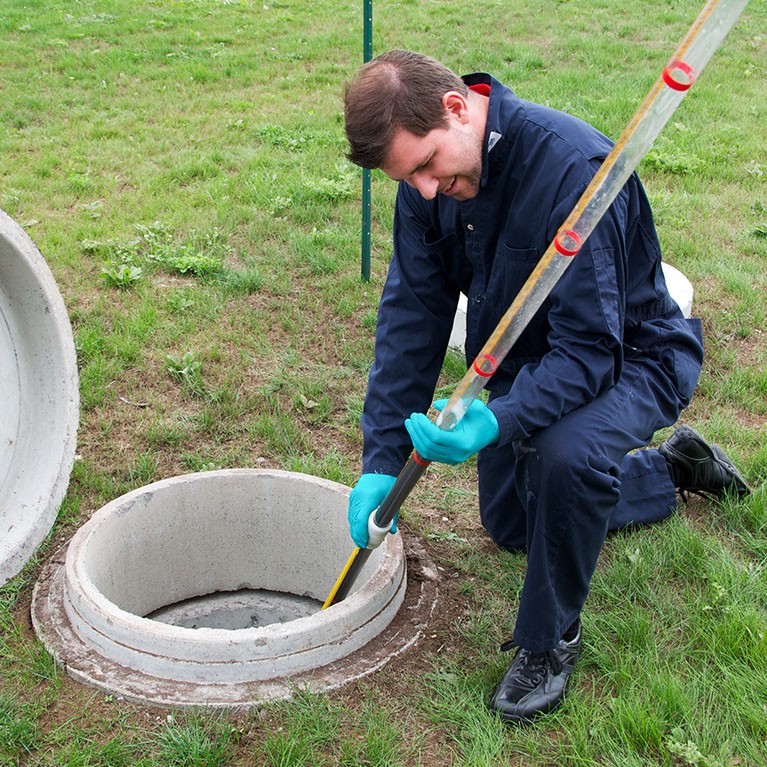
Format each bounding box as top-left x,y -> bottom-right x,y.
381,117 -> 483,202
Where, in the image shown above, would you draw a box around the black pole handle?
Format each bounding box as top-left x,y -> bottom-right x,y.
373,452 -> 430,528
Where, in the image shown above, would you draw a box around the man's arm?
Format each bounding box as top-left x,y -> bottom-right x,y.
361,185 -> 464,475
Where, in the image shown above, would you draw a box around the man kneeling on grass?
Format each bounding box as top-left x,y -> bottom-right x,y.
341,50 -> 750,723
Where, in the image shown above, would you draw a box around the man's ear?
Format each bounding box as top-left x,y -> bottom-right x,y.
442,91 -> 470,123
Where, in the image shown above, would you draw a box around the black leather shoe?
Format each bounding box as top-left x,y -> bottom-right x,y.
659,425 -> 750,500
489,621 -> 581,723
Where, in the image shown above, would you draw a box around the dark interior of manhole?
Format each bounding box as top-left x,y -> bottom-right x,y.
146,589 -> 323,630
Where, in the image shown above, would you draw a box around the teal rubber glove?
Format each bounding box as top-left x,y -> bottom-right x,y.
405,398 -> 500,465
348,473 -> 398,549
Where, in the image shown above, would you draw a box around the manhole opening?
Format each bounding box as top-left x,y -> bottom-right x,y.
146,588 -> 322,630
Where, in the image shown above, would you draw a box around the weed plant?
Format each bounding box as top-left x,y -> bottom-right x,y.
0,0 -> 765,765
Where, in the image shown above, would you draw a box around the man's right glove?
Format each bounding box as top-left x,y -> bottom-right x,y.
347,473 -> 398,549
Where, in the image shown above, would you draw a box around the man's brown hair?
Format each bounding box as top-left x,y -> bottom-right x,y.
344,50 -> 468,169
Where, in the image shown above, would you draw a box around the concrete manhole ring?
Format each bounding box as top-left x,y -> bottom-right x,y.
0,209 -> 79,585
31,469 -> 439,709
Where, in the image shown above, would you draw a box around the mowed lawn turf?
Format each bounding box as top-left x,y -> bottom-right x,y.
1,1 -> 766,765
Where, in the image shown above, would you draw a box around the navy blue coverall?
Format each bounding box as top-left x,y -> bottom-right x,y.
360,73 -> 704,652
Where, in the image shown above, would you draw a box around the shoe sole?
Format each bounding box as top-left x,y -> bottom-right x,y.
489,700 -> 562,724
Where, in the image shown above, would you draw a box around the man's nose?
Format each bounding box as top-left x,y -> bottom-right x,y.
409,170 -> 439,200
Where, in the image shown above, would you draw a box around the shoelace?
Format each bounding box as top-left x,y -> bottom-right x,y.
499,641 -> 563,679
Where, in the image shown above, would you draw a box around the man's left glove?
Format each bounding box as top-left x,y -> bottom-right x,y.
405,398 -> 500,465
348,473 -> 398,549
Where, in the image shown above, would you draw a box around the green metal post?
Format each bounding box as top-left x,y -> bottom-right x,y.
360,0 -> 373,281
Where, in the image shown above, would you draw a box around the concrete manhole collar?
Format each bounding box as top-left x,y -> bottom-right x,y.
32,469 -> 438,708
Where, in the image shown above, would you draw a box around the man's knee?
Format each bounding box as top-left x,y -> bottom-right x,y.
517,421 -> 622,512
517,423 -> 593,481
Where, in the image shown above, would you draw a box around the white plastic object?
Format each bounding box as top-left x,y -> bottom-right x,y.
367,509 -> 394,549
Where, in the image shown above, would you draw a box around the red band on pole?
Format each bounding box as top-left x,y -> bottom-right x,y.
662,60 -> 695,91
413,451 -> 430,467
473,354 -> 497,377
554,229 -> 581,257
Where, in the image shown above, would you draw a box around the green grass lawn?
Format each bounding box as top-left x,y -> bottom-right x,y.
1,0 -> 766,764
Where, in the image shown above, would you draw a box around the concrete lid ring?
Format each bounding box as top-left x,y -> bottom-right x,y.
62,472 -> 404,662
0,209 -> 79,585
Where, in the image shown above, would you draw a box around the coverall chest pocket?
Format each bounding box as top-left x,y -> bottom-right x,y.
423,227 -> 459,254
485,244 -> 539,312
422,228 -> 470,290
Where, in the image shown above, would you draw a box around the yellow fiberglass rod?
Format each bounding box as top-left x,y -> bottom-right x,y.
322,0 -> 750,610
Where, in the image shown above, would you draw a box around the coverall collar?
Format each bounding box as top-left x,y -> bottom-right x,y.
461,72 -> 513,190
